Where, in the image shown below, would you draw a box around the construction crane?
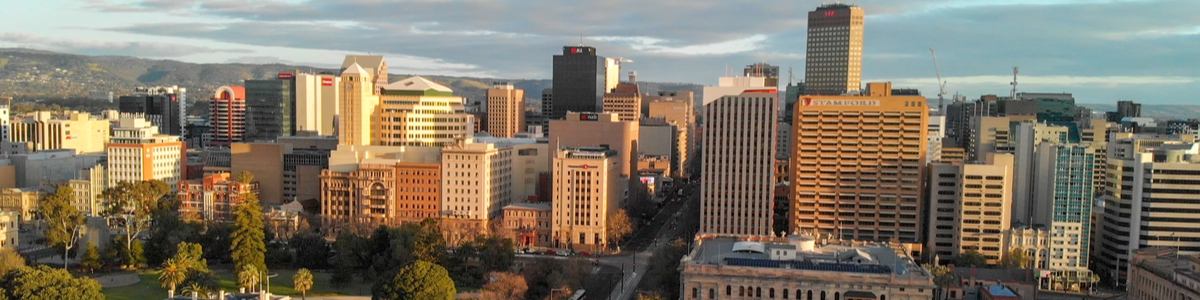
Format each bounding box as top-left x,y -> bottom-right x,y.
929,48 -> 948,111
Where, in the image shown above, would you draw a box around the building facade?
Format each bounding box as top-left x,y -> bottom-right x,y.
926,154 -> 1014,265
441,141 -> 512,245
374,76 -> 473,147
549,112 -> 638,180
804,4 -> 864,95
244,75 -> 296,141
177,172 -> 256,222
117,85 -> 185,136
486,83 -> 525,138
294,72 -> 340,136
701,77 -> 777,236
550,46 -> 619,121
338,59 -> 383,146
1127,248 -> 1200,300
0,188 -> 38,221
647,91 -> 695,178
106,116 -> 184,189
320,144 -> 441,234
551,147 -> 621,251
207,85 -> 247,148
9,111 -> 110,154
602,75 -> 641,122
790,92 -> 928,243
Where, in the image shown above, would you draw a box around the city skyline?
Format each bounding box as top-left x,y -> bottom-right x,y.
0,0 -> 1196,104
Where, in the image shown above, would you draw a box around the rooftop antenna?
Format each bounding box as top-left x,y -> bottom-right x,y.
579,33 -> 584,47
1010,66 -> 1019,100
788,66 -> 794,86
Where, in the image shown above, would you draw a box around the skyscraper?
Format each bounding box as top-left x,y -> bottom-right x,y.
373,76 -> 473,147
207,85 -> 247,148
551,46 -> 618,120
245,73 -> 296,141
294,72 -> 340,136
789,88 -> 928,243
487,83 -> 525,138
699,76 -> 777,236
0,96 -> 10,143
338,61 -> 381,146
117,86 -> 185,136
804,4 -> 864,95
647,91 -> 695,178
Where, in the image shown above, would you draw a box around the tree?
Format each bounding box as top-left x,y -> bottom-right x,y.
481,272 -> 526,300
290,233 -> 330,269
237,265 -> 261,292
181,271 -> 217,299
39,185 -> 83,269
159,257 -> 188,297
230,190 -> 266,287
144,198 -> 201,266
293,268 -> 314,300
101,180 -> 170,268
956,250 -> 989,268
373,260 -> 456,300
80,245 -> 101,273
607,209 -> 634,246
0,248 -> 26,275
0,266 -> 103,300
330,232 -> 369,287
1000,249 -> 1032,269
922,263 -> 957,287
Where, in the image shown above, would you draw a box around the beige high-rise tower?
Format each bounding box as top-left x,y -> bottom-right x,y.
804,4 -> 864,95
486,83 -> 525,138
926,153 -> 1014,265
338,61 -> 381,146
699,76 -> 777,236
602,73 -> 641,122
789,88 -> 928,243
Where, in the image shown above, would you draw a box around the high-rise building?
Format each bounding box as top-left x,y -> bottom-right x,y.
1096,134 -> 1200,287
487,83 -> 525,138
549,112 -> 638,180
1011,122 -> 1069,225
551,147 -> 621,250
177,172 -> 256,223
790,89 -> 928,243
926,153 -> 1014,265
647,91 -> 695,178
244,73 -> 296,141
538,88 -> 553,134
9,111 -> 110,154
207,85 -> 247,148
0,96 -> 10,143
602,73 -> 641,122
338,56 -> 385,146
550,46 -> 618,120
1032,143 -> 1095,279
700,76 -> 777,236
106,116 -> 184,189
320,145 -> 442,234
804,4 -> 864,95
294,72 -> 340,136
927,112 -> 946,164
744,63 -> 780,87
441,141 -> 512,246
117,86 -> 185,136
373,76 -> 473,147
638,118 -> 677,177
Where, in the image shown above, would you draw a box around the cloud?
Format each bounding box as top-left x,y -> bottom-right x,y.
0,32 -> 249,58
884,75 -> 1197,87
590,34 -> 769,56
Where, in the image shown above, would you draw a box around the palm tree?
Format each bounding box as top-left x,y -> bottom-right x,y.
158,258 -> 188,298
237,265 -> 260,293
182,282 -> 209,299
293,268 -> 314,299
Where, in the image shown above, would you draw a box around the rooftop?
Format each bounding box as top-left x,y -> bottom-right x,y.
383,76 -> 453,93
688,236 -> 928,278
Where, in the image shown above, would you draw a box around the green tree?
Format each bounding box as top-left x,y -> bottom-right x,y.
293,268 -> 314,300
373,260 -> 456,300
39,185 -> 83,269
0,248 -> 26,275
290,233 -> 330,269
101,180 -> 170,268
79,245 -> 101,273
159,257 -> 188,297
0,266 -> 103,300
1000,249 -> 1032,269
237,265 -> 261,292
607,209 -> 634,246
922,263 -> 957,287
329,232 -> 369,287
180,271 -> 217,299
230,189 -> 266,287
174,241 -> 209,273
957,250 -> 989,268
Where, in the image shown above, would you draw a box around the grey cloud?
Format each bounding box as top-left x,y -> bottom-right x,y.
0,32 -> 250,58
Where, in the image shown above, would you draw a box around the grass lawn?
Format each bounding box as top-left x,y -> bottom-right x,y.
103,268 -> 372,300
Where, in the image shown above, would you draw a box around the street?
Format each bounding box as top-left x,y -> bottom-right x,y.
601,180 -> 699,300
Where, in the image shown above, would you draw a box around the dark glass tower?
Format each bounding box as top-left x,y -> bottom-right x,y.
245,74 -> 296,141
551,46 -> 610,121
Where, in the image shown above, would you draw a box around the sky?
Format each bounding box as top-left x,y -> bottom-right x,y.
1,0 -> 1198,104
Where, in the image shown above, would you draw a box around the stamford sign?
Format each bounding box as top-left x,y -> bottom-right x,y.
802,98 -> 880,107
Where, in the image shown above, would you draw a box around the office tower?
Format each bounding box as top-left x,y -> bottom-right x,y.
106,116 -> 184,189
638,118 -> 677,177
9,111 -> 110,154
1096,135 -> 1200,287
681,236 -> 936,300
700,76 -> 777,236
441,141 -> 512,246
539,88 -> 553,134
295,73 -> 340,136
550,46 -> 618,120
244,73 -> 296,141
968,116 -> 1018,161
338,61 -> 382,146
320,145 -> 442,233
117,86 -> 185,136
487,83 -> 525,138
804,4 -> 864,95
927,112 -> 946,164
790,88 -> 928,243
342,55 -> 388,90
926,153 -> 1014,265
1011,122 -> 1069,225
1128,248 -> 1200,299
0,96 -> 10,143
208,85 -> 247,148
1080,119 -> 1111,198
549,112 -> 638,180
647,91 -> 695,178
551,147 -> 621,250
602,73 -> 641,122
372,76 -> 473,147
177,172 -> 255,223
1106,100 -> 1142,122
1032,144 -> 1095,273
743,63 -> 780,87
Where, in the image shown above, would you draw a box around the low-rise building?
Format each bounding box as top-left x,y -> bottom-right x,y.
177,173 -> 257,223
0,188 -> 39,221
320,145 -> 442,235
0,211 -> 17,250
1128,248 -> 1200,300
680,235 -> 936,300
500,202 -> 551,249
